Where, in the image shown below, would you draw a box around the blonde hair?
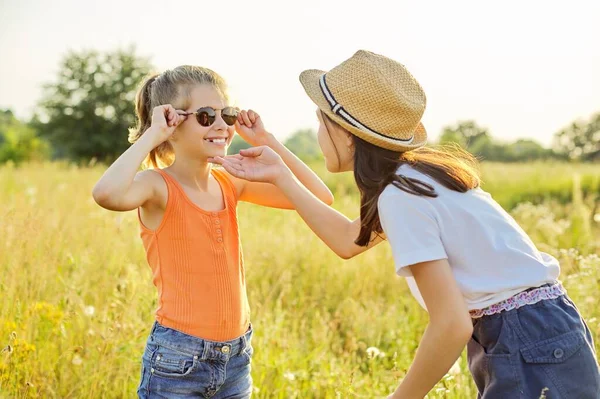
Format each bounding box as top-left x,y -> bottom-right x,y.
128,65 -> 229,168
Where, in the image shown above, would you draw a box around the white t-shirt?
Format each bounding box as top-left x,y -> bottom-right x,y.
377,164 -> 560,311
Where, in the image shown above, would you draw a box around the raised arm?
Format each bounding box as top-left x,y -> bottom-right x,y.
92,105 -> 185,211
213,146 -> 383,258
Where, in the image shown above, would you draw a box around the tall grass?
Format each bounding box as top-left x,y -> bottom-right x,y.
0,162 -> 598,398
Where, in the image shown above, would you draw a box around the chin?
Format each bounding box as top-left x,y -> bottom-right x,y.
205,146 -> 227,158
325,160 -> 341,173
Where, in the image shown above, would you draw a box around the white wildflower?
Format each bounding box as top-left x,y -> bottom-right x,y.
283,371 -> 296,381
72,355 -> 83,366
366,346 -> 385,359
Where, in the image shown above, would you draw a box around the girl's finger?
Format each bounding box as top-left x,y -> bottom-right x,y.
217,154 -> 242,161
166,108 -> 176,126
248,110 -> 257,124
239,147 -> 263,157
241,111 -> 252,127
179,112 -> 188,124
175,111 -> 187,123
221,162 -> 245,178
224,154 -> 244,160
223,158 -> 243,169
214,157 -> 241,170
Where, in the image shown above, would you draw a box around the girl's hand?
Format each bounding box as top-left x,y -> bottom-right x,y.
210,146 -> 287,184
146,104 -> 187,147
235,109 -> 274,146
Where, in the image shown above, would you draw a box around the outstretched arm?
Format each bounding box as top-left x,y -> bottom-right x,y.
224,110 -> 333,208
213,146 -> 384,258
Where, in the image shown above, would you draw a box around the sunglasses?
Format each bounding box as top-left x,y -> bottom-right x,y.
181,106 -> 239,127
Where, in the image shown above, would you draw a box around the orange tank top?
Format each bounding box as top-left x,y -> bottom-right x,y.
138,168 -> 250,341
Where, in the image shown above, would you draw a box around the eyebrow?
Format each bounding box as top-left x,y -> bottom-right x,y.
195,105 -> 233,111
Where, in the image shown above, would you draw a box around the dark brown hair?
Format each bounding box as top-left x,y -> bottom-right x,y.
128,65 -> 229,168
321,112 -> 481,247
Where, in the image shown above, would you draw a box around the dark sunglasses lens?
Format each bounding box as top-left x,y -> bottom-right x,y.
196,107 -> 216,127
221,107 -> 238,126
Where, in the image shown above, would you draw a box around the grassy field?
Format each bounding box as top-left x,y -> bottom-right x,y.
0,161 -> 598,398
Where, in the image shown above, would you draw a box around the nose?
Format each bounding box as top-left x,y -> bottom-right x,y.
212,111 -> 228,131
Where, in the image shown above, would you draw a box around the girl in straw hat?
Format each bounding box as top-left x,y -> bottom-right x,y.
211,50 -> 600,398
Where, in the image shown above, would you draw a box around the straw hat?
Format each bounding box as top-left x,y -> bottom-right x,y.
299,50 -> 427,152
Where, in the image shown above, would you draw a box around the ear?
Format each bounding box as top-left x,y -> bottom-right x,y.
345,132 -> 354,149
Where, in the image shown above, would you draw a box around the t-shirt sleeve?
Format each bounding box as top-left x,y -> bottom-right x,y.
378,188 -> 447,277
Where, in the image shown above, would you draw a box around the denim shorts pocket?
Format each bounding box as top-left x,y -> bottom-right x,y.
485,354 -> 522,397
520,330 -> 600,398
468,338 -> 521,397
151,345 -> 198,378
520,330 -> 583,364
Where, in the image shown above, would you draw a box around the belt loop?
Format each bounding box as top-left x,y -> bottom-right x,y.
240,334 -> 248,356
200,339 -> 211,361
150,321 -> 158,338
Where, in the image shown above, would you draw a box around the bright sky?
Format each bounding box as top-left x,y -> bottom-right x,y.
1,0 -> 598,146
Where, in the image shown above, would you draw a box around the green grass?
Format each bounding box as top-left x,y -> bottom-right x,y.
314,161 -> 600,211
0,161 -> 598,398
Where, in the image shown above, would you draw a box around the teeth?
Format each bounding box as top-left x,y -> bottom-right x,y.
206,138 -> 226,143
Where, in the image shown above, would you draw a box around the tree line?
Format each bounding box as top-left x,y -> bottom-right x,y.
2,48 -> 598,165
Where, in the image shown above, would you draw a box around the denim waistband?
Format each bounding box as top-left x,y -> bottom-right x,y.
149,321 -> 253,361
470,282 -> 566,319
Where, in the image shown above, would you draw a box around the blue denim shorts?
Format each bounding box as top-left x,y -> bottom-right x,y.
137,322 -> 253,398
467,293 -> 600,398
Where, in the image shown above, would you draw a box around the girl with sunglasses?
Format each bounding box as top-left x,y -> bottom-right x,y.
92,65 -> 333,398
212,51 -> 600,398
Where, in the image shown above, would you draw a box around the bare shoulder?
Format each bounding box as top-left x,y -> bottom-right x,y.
136,169 -> 168,208
216,167 -> 244,199
134,169 -> 164,187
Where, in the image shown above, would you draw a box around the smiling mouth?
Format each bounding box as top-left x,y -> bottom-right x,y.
204,138 -> 227,144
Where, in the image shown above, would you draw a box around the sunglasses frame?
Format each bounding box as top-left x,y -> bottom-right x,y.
181,106 -> 239,127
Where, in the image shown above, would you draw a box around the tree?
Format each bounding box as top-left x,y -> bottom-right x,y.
284,129 -> 322,161
33,47 -> 153,162
439,120 -> 497,159
438,121 -> 561,162
439,120 -> 491,150
553,112 -> 600,161
506,139 -> 556,162
0,109 -> 49,164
